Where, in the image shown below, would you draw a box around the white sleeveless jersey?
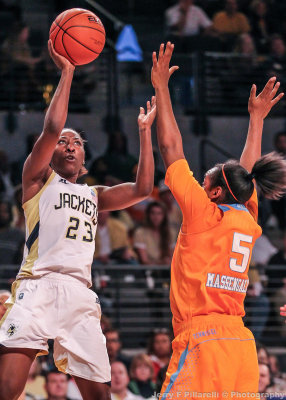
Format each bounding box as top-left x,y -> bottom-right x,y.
17,171 -> 98,286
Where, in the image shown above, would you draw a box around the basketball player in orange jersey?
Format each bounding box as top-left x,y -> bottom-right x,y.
0,40 -> 156,400
151,42 -> 286,398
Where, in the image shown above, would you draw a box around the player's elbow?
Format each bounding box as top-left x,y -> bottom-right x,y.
135,182 -> 154,198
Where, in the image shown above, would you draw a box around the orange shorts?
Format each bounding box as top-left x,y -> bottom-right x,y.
160,315 -> 258,400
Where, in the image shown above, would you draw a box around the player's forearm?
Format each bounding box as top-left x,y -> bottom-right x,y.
43,67 -> 74,137
240,115 -> 263,172
134,127 -> 154,196
155,85 -> 184,165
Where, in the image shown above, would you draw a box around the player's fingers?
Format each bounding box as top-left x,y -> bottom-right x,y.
139,106 -> 145,115
152,51 -> 158,68
263,76 -> 276,96
164,42 -> 174,62
249,84 -> 256,100
158,43 -> 164,61
169,66 -> 179,77
271,92 -> 284,106
147,101 -> 151,113
271,81 -> 280,98
151,96 -> 156,107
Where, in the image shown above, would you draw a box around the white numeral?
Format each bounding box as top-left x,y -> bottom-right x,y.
229,232 -> 253,273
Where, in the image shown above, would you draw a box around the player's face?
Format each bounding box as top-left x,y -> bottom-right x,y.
111,362 -> 129,392
51,131 -> 85,179
45,373 -> 68,397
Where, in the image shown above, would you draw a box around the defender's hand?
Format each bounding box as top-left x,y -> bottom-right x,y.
248,77 -> 284,119
151,42 -> 179,89
138,96 -> 156,130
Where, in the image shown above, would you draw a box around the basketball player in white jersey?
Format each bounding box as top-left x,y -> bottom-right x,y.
0,40 -> 156,400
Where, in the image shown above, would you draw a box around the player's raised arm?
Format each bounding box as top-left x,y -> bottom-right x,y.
97,97 -> 156,212
151,42 -> 184,170
22,40 -> 75,202
240,77 -> 284,172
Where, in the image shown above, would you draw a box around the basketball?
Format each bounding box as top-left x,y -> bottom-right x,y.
49,8 -> 106,66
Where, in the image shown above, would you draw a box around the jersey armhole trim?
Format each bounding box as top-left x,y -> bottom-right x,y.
23,171 -> 56,211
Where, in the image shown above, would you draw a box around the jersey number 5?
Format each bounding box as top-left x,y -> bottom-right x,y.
229,232 -> 253,273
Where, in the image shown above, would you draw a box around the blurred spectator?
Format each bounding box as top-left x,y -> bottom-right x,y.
264,34 -> 286,85
111,361 -> 142,400
212,0 -> 251,50
249,0 -> 273,53
42,370 -> 71,400
147,329 -> 172,381
1,22 -> 43,104
271,131 -> 286,231
105,329 -> 132,371
25,358 -> 46,400
256,342 -> 270,364
231,33 -> 258,100
101,314 -> 113,334
252,233 -> 277,266
129,354 -> 156,399
89,131 -> 137,184
0,198 -> 25,284
94,211 -> 136,265
267,231 -> 286,291
133,201 -> 176,265
11,133 -> 40,186
156,365 -> 168,394
244,264 -> 270,340
165,0 -> 215,51
0,149 -> 14,201
259,362 -> 272,394
158,181 -> 182,235
0,289 -> 10,319
269,355 -> 286,392
272,274 -> 286,338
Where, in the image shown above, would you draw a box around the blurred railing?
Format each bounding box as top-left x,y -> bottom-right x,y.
0,45 -> 119,117
2,264 -> 286,348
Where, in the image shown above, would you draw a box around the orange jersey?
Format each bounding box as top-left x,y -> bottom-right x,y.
165,159 -> 262,332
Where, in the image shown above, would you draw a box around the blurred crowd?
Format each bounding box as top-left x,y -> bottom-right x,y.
1,0 -> 286,111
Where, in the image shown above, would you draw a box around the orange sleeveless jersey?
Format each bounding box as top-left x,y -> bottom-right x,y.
165,159 -> 262,333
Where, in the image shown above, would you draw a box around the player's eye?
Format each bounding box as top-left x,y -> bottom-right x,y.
58,139 -> 66,144
74,140 -> 82,146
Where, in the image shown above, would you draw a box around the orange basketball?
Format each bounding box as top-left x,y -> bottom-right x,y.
49,8 -> 106,66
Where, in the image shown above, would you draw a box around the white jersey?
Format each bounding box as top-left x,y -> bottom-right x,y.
17,171 -> 98,286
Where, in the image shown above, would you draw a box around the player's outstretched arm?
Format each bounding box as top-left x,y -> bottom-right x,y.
97,97 -> 156,212
22,40 -> 75,202
240,77 -> 284,172
151,42 -> 184,170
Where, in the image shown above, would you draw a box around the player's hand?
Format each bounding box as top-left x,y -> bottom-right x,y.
48,39 -> 75,72
138,96 -> 156,130
151,42 -> 179,89
248,77 -> 284,119
280,304 -> 286,319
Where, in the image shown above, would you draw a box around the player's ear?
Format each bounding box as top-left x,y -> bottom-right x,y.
209,186 -> 222,200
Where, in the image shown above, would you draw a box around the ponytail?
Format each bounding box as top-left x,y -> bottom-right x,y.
250,152 -> 286,200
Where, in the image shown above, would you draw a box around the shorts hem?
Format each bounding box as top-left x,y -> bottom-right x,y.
67,369 -> 111,383
0,342 -> 48,356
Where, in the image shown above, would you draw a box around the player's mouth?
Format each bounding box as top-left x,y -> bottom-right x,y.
65,155 -> 76,162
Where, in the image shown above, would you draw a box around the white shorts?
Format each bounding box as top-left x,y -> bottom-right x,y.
0,273 -> 111,383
